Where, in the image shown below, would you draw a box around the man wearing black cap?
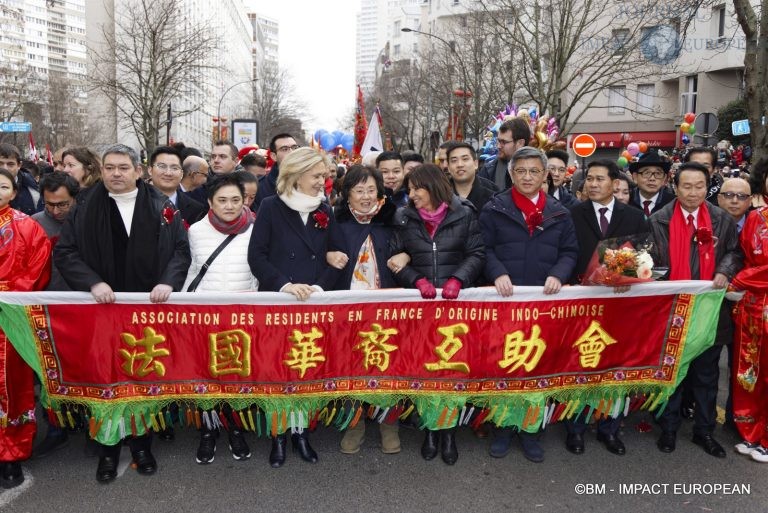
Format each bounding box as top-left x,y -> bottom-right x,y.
629,149 -> 676,217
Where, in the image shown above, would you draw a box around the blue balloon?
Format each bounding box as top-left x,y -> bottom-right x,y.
681,135 -> 690,144
341,134 -> 354,152
314,129 -> 328,142
331,130 -> 345,146
320,133 -> 337,151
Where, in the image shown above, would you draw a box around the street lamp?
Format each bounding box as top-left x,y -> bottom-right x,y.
216,79 -> 258,141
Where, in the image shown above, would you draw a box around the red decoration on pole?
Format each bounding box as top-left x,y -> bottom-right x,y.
352,84 -> 368,158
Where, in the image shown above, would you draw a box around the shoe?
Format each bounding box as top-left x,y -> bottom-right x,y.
33,431 -> 69,459
196,432 -> 216,464
519,434 -> 544,463
291,432 -> 318,463
657,431 -> 676,453
750,446 -> 768,463
158,425 -> 175,441
269,434 -> 287,468
735,440 -> 761,455
340,420 -> 366,454
440,429 -> 458,465
680,405 -> 695,420
421,430 -> 438,460
489,429 -> 513,458
379,422 -> 401,454
692,433 -> 726,458
228,429 -> 251,460
131,449 -> 158,475
96,453 -> 120,483
565,433 -> 585,455
597,432 -> 626,455
0,462 -> 24,489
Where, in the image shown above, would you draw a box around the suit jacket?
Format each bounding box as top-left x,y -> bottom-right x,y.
569,200 -> 649,283
175,188 -> 207,226
629,187 -> 675,217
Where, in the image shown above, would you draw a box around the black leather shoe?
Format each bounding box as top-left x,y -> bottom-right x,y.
597,432 -> 626,455
0,462 -> 24,489
692,433 -> 726,458
440,429 -> 458,465
291,433 -> 318,464
96,454 -> 119,483
132,449 -> 157,475
269,434 -> 287,468
421,430 -> 438,461
657,431 -> 676,453
565,433 -> 585,455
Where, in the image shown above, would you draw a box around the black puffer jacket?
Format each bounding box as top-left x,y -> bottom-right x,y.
391,195 -> 485,287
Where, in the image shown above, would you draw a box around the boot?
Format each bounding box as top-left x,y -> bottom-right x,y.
0,462 -> 24,489
440,428 -> 458,465
128,434 -> 157,475
379,422 -> 401,454
421,429 -> 438,460
291,432 -> 318,463
269,434 -> 287,468
96,442 -> 121,483
340,418 -> 366,454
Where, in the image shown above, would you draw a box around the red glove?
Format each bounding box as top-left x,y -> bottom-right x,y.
414,278 -> 437,299
441,277 -> 462,300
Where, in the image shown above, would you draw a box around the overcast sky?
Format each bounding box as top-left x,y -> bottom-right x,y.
248,0 -> 359,136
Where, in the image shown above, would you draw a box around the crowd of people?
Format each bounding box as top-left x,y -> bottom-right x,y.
0,121 -> 767,488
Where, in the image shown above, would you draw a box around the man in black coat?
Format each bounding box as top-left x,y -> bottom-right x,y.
54,144 -> 190,484
648,162 -> 743,459
546,149 -> 580,209
447,142 -> 499,210
565,159 -> 649,456
253,133 -> 298,210
629,149 -> 675,217
478,118 -> 531,191
0,143 -> 41,215
147,145 -> 206,226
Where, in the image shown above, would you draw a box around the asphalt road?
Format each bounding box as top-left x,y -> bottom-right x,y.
2,354 -> 765,513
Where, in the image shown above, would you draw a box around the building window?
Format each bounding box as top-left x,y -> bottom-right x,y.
611,29 -> 629,54
608,86 -> 626,114
637,84 -> 654,113
394,20 -> 400,36
393,44 -> 400,57
714,5 -> 726,40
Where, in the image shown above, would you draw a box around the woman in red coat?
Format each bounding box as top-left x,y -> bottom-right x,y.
0,168 -> 51,488
731,206 -> 768,463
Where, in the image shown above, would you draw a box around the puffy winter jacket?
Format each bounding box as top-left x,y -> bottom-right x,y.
391,195 -> 485,287
183,215 -> 258,292
480,191 -> 579,285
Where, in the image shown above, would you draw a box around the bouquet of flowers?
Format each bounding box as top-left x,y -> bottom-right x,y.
583,236 -> 664,286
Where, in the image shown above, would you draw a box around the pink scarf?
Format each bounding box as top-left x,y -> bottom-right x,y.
417,202 -> 449,238
208,207 -> 255,235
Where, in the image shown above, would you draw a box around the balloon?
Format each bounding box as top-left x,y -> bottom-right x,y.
638,142 -> 648,153
617,156 -> 628,168
680,122 -> 690,134
528,106 -> 537,120
684,112 -> 696,124
341,134 -> 354,152
320,133 -> 336,151
331,130 -> 345,147
681,135 -> 690,144
627,143 -> 640,156
687,124 -> 696,135
314,129 -> 328,142
621,150 -> 632,160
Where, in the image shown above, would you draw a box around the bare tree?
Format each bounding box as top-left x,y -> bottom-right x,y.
253,66 -> 306,146
732,0 -> 767,162
89,0 -> 220,152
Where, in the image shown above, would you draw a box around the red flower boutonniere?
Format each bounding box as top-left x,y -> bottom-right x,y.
528,211 -> 543,230
313,210 -> 329,229
696,227 -> 717,246
162,206 -> 178,226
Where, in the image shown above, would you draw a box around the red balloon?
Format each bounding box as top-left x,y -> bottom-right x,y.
684,112 -> 696,124
638,142 -> 649,153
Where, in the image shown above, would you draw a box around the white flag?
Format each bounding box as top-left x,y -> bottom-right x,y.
360,110 -> 383,157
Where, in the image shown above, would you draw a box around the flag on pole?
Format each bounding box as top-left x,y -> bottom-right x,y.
28,133 -> 38,161
352,84 -> 368,158
360,106 -> 384,157
45,144 -> 53,166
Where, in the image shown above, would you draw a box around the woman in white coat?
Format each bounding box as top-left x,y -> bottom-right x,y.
184,174 -> 257,464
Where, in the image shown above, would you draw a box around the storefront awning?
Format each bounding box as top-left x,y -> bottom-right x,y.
591,131 -> 677,149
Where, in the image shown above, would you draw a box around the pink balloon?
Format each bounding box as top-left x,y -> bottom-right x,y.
627,142 -> 640,156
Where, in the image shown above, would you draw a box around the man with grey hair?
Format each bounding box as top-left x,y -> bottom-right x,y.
54,143 -> 191,484
180,155 -> 210,194
479,146 -> 578,463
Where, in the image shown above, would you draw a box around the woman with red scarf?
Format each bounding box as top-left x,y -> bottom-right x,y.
184,174 -> 257,465
0,168 -> 51,488
730,206 -> 768,462
390,163 -> 485,465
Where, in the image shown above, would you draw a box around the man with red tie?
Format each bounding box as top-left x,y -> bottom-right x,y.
648,162 -> 743,458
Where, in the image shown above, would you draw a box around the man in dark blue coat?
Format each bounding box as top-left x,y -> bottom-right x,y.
253,133 -> 299,210
479,146 -> 579,463
478,118 -> 531,191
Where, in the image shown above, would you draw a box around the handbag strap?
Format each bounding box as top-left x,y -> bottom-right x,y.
186,233 -> 238,292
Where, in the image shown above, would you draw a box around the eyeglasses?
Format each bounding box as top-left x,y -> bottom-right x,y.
154,163 -> 182,173
637,170 -> 666,180
44,200 -> 73,210
277,144 -> 300,152
497,138 -> 513,146
719,192 -> 750,201
511,167 -> 544,177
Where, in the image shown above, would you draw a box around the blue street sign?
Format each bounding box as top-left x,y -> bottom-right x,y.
0,122 -> 32,133
732,119 -> 750,136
